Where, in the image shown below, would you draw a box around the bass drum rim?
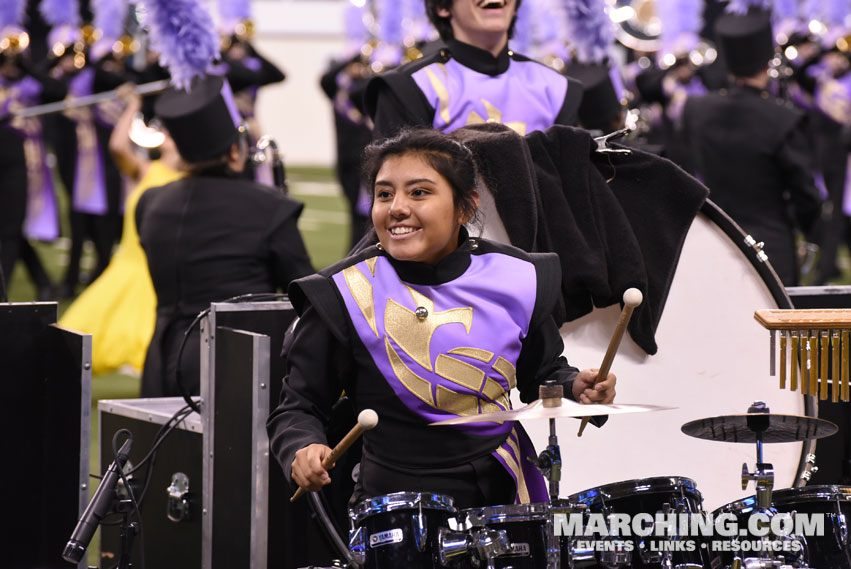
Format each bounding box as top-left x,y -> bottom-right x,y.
700,199 -> 817,487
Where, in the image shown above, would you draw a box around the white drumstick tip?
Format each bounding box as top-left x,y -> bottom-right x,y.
623,288 -> 643,308
358,409 -> 379,430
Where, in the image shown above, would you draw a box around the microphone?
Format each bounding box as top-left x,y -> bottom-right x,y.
62,437 -> 133,564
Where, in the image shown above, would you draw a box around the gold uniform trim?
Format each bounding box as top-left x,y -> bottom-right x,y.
435,353 -> 485,392
424,64 -> 451,125
435,384 -> 480,416
495,431 -> 531,504
492,356 -> 517,390
365,256 -> 379,275
466,98 -> 527,135
386,336 -> 434,406
342,265 -> 378,337
385,287 -> 472,373
448,347 -> 494,362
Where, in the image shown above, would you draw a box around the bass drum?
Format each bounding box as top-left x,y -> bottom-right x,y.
512,200 -> 816,510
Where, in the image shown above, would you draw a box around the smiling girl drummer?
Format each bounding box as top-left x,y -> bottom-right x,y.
266,129 -> 615,510
365,0 -> 586,139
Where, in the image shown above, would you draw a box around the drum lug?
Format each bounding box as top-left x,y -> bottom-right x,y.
832,511 -> 848,549
438,527 -> 471,566
471,528 -> 511,562
744,235 -> 769,263
348,525 -> 366,566
413,502 -> 427,552
598,536 -> 632,567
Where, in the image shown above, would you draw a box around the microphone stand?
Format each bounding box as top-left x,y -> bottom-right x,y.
117,499 -> 139,569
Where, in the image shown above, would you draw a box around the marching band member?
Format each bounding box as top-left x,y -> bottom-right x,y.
365,0 -> 585,139
680,3 -> 822,286
135,74 -> 313,398
267,128 -> 615,510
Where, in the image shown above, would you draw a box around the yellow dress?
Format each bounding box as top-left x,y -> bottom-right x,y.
60,161 -> 184,375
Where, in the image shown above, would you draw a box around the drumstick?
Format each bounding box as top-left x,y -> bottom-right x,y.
577,288 -> 643,437
290,409 -> 379,502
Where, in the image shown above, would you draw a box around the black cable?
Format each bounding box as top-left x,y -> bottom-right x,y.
173,292 -> 289,413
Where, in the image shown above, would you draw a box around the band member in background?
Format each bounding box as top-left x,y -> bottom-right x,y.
680,7 -> 821,286
267,128 -> 615,510
136,74 -> 313,398
365,0 -> 584,139
0,26 -> 66,299
59,84 -> 185,376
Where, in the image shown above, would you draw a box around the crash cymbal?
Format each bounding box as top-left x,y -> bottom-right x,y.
429,398 -> 673,426
681,413 -> 838,443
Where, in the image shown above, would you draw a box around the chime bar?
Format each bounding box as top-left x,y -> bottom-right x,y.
754,309 -> 851,403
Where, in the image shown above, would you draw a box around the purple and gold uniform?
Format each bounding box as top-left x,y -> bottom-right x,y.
268,231 -> 603,509
365,39 -> 583,139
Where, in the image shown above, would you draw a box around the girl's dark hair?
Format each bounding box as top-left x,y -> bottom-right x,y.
362,128 -> 479,224
425,0 -> 523,43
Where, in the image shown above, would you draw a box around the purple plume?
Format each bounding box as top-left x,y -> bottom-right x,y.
657,0 -> 703,55
0,0 -> 27,30
376,0 -> 403,46
512,0 -> 534,54
772,0 -> 799,21
217,0 -> 251,31
563,0 -> 615,63
726,0 -> 770,15
820,0 -> 851,27
39,0 -> 80,27
143,0 -> 220,90
93,0 -> 127,40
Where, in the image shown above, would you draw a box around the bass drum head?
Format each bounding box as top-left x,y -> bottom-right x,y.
516,200 -> 816,510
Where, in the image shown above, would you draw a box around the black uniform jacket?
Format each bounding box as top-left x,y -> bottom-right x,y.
136,174 -> 314,397
453,123 -> 709,355
681,85 -> 821,285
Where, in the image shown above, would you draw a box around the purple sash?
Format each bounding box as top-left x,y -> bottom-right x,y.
333,252 -> 548,502
411,57 -> 568,134
68,69 -> 108,215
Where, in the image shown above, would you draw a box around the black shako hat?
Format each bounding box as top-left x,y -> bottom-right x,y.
715,8 -> 775,77
565,62 -> 623,131
154,73 -> 242,163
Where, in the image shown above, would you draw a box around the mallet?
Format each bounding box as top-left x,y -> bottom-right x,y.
577,288 -> 643,436
290,409 -> 379,502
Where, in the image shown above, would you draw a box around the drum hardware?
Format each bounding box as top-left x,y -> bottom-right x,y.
437,526 -> 511,567
460,502 -> 558,569
291,409 -> 378,502
536,382 -> 564,498
799,454 -> 818,484
832,495 -> 848,549
744,235 -> 770,264
755,308 -> 851,402
578,288 -> 643,436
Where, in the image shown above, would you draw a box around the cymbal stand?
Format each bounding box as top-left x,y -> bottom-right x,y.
535,383 -> 563,499
741,403 -> 775,511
